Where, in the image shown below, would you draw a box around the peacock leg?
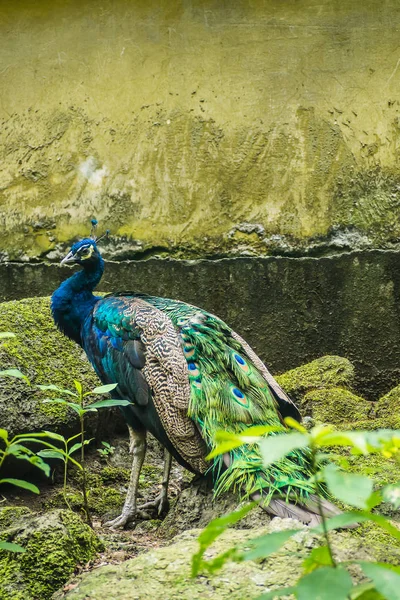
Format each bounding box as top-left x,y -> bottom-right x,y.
104,427 -> 147,529
137,449 -> 172,515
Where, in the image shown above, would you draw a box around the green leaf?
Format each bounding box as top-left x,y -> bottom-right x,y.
91,383 -> 118,394
14,431 -> 64,443
0,332 -> 15,339
312,511 -> 400,541
296,566 -> 353,600
207,440 -> 244,460
323,464 -> 373,509
0,478 -> 40,494
37,449 -> 65,461
349,582 -> 385,599
6,443 -> 31,456
207,428 -> 281,460
360,562 -> 400,600
0,541 -> 26,553
37,384 -> 77,397
0,369 -> 30,384
382,482 -> 400,509
87,399 -> 131,410
315,430 -> 370,455
239,425 -> 283,438
243,529 -> 301,561
74,380 -> 83,395
284,416 -> 307,433
192,503 -> 255,576
259,432 -> 309,466
69,442 -> 83,455
28,455 -> 51,477
303,546 -> 334,574
0,428 -> 8,442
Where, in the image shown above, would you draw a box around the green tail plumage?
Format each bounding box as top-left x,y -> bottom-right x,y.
140,295 -> 316,508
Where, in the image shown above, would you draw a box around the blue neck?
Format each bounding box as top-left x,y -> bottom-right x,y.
51,257 -> 104,345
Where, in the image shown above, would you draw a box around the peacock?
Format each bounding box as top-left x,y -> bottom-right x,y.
51,222 -> 339,529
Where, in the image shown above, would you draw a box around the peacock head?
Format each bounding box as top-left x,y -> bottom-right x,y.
61,238 -> 100,267
61,219 -> 108,267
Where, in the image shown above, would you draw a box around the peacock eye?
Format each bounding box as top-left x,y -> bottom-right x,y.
79,247 -> 91,258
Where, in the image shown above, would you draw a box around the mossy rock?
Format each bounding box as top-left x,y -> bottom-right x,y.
0,297 -> 101,437
302,387 -> 372,425
276,355 -> 355,404
55,518 -> 400,600
0,507 -> 103,600
375,385 -> 400,423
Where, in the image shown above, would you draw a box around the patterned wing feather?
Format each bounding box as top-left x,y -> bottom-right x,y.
133,294 -> 314,503
83,295 -> 208,473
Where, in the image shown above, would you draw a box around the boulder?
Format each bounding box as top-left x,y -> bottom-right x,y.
302,387 -> 372,425
54,516 -> 400,600
0,297 -> 101,437
0,507 -> 103,600
375,385 -> 400,424
276,355 -> 355,404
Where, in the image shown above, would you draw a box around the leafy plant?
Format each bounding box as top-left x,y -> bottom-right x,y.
192,421 -> 400,600
38,381 -> 130,526
0,427 -> 56,553
96,441 -> 115,459
0,341 -> 54,553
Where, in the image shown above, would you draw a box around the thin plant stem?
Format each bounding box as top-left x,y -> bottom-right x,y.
310,443 -> 337,569
79,391 -> 92,528
63,440 -> 72,511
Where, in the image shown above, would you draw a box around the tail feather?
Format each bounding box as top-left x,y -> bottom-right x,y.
252,491 -> 320,525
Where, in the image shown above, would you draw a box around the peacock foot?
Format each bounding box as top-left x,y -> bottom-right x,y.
103,504 -> 150,529
103,501 -> 166,529
103,510 -> 135,530
137,491 -> 170,516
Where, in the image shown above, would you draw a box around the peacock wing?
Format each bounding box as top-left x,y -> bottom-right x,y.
136,297 -> 312,502
84,295 -> 208,474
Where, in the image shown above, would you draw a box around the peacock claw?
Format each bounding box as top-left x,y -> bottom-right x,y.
137,492 -> 170,516
103,512 -> 136,530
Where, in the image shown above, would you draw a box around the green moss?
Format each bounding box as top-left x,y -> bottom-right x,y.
344,417 -> 400,431
100,465 -> 130,485
140,464 -> 162,489
0,508 -> 103,600
88,487 -> 124,517
276,356 -> 355,404
45,483 -> 124,518
0,297 -> 100,437
375,385 -> 400,422
345,450 -> 399,489
302,387 -> 371,425
352,521 -> 400,564
0,506 -> 31,530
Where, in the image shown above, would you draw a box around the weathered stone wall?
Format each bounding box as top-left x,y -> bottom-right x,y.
1,0 -> 400,260
2,250 -> 400,398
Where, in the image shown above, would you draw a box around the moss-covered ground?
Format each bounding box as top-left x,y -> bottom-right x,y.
1,313 -> 400,599
0,508 -> 103,600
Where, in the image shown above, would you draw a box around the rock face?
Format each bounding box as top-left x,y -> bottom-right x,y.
276,356 -> 355,404
0,507 -> 103,600
0,297 -> 101,437
54,518 -> 400,600
0,294 -> 382,445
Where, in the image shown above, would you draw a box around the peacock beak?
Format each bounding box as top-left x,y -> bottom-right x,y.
60,251 -> 77,265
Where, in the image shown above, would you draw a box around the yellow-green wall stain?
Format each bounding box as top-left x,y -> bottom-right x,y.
1,0 -> 400,259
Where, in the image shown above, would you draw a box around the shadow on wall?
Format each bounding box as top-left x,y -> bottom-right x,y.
1,250 -> 400,399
